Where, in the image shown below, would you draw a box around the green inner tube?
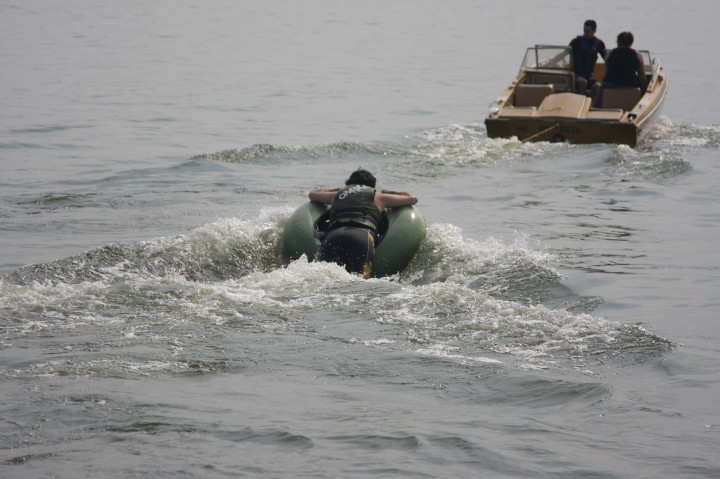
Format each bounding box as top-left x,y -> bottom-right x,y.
281,202 -> 426,278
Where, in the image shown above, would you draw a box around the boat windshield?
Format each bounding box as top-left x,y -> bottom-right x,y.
639,50 -> 653,75
519,45 -> 573,74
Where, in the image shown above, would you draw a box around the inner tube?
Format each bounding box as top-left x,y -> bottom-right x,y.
281,202 -> 426,278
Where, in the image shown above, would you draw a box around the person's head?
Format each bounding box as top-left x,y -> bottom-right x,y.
345,168 -> 376,188
583,19 -> 597,38
617,31 -> 634,48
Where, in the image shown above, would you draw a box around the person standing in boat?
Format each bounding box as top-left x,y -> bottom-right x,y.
595,31 -> 647,107
308,169 -> 418,279
569,19 -> 607,96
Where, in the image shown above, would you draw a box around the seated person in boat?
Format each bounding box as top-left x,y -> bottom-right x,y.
308,169 -> 418,279
569,19 -> 607,96
595,31 -> 647,107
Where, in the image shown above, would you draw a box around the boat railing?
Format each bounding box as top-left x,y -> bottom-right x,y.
638,51 -> 663,93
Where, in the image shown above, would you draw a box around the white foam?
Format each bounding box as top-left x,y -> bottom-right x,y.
1,207 -> 668,375
416,343 -> 503,365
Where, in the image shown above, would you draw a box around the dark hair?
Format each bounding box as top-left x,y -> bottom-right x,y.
345,169 -> 376,188
584,19 -> 597,31
617,31 -> 634,48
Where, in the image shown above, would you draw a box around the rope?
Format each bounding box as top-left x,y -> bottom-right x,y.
520,122 -> 560,143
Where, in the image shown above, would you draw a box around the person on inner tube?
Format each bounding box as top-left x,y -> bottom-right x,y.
308,169 -> 418,279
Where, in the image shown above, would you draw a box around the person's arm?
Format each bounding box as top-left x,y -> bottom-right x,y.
308,187 -> 340,204
380,189 -> 414,196
376,191 -> 418,209
598,40 -> 607,60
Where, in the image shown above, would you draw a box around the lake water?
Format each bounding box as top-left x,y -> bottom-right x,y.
2,1 -> 719,477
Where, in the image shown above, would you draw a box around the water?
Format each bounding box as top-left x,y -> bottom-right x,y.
2,1 -> 720,477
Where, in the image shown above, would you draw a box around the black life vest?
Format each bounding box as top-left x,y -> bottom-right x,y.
327,185 -> 384,232
572,35 -> 603,79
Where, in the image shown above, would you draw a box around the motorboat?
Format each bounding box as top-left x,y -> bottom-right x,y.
484,45 -> 668,147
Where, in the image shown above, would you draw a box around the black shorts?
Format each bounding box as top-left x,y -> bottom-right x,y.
577,76 -> 598,88
319,227 -> 376,278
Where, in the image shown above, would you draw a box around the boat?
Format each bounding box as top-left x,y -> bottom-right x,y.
484,44 -> 668,147
281,202 -> 426,278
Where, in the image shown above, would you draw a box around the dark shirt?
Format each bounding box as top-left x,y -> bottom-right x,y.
570,35 -> 607,79
603,48 -> 642,87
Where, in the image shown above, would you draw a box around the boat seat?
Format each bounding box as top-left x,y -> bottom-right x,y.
524,70 -> 575,92
514,84 -> 555,107
601,88 -> 641,110
537,92 -> 591,119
